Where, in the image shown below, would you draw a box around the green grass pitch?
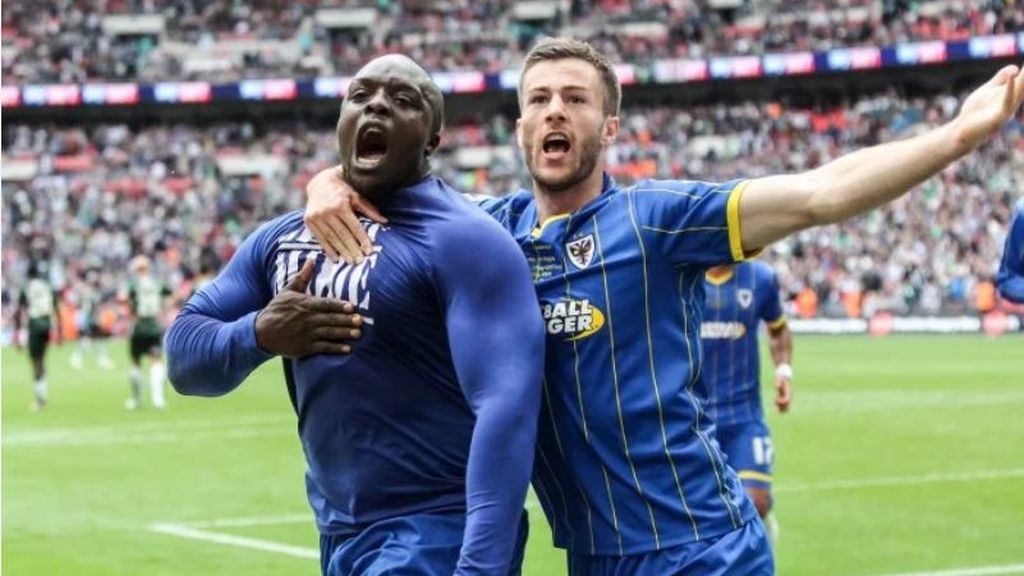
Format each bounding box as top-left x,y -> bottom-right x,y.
3,335 -> 1022,575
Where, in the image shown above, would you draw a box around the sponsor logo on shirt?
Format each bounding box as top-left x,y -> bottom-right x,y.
700,321 -> 747,339
542,298 -> 605,341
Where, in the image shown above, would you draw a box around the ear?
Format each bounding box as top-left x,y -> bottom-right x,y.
601,115 -> 620,146
425,132 -> 442,157
515,118 -> 524,150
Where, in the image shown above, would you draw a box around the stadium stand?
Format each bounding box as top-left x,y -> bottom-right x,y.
3,0 -> 1021,83
4,86 -> 1022,319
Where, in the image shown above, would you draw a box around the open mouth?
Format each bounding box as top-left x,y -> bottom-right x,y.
541,132 -> 571,159
355,125 -> 389,168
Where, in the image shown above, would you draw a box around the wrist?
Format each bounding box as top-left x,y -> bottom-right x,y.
941,119 -> 977,160
775,363 -> 793,381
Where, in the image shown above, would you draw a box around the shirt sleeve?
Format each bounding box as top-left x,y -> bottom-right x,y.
760,265 -> 787,329
165,222 -> 278,396
996,203 -> 1024,304
630,178 -> 754,266
431,217 -> 544,576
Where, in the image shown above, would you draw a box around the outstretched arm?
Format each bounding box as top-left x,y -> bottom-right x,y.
739,65 -> 1024,252
434,223 -> 545,576
997,203 -> 1024,303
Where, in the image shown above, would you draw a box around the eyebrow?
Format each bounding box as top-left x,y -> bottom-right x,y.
525,84 -> 592,93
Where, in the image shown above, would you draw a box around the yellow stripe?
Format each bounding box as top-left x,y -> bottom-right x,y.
679,273 -> 743,529
600,465 -> 624,555
738,471 -> 774,483
541,376 -> 596,553
641,225 -> 727,234
534,446 -> 576,547
726,180 -> 753,262
557,215 -> 597,553
531,213 -> 570,238
767,316 -> 788,330
561,219 -> 590,443
627,192 -> 696,544
594,215 -> 640,554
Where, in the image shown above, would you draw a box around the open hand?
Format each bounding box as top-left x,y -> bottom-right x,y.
255,259 -> 363,358
952,64 -> 1024,153
304,166 -> 387,264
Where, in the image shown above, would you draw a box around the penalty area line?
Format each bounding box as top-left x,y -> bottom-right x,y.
867,563 -> 1024,576
148,522 -> 318,560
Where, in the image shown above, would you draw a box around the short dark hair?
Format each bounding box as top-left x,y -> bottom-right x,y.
520,37 -> 621,116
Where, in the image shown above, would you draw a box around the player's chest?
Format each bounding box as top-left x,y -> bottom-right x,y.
705,282 -> 759,322
518,219 -> 661,344
271,227 -> 435,328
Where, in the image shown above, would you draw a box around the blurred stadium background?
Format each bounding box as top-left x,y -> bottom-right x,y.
2,1 -> 1023,575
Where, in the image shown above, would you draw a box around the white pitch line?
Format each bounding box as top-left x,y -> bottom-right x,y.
3,426 -> 290,448
184,514 -> 312,529
3,414 -> 291,446
777,468 -> 1024,493
868,563 -> 1024,576
148,523 -> 318,559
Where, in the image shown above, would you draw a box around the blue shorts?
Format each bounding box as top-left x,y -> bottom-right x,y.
717,420 -> 774,490
320,510 -> 529,576
567,520 -> 773,576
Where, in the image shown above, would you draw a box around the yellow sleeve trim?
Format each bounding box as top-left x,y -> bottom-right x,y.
767,316 -> 788,330
737,470 -> 773,483
726,180 -> 761,262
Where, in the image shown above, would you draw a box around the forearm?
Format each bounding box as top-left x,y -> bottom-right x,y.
805,123 -> 965,226
456,402 -> 537,576
166,308 -> 272,396
742,123 -> 967,250
769,327 -> 792,366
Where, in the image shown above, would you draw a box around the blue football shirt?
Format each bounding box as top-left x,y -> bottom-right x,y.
700,261 -> 786,428
483,174 -> 758,556
166,176 -> 544,574
997,198 -> 1024,303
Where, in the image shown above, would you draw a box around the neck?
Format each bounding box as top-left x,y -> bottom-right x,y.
534,165 -> 605,221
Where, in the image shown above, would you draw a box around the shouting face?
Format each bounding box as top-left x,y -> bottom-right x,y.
517,58 -> 619,195
337,55 -> 442,197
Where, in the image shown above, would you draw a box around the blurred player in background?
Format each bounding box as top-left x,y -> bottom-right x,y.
70,269 -> 113,370
997,198 -> 1024,303
124,255 -> 172,410
15,260 -> 61,411
701,261 -> 792,543
166,55 -> 543,576
307,39 -> 1024,575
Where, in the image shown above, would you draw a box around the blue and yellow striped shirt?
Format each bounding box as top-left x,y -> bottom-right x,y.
484,174 -> 757,555
701,261 -> 786,428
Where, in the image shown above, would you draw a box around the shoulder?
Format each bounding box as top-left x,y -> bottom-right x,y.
749,260 -> 778,286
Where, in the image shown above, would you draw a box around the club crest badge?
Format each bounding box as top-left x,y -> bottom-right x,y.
566,235 -> 596,269
737,288 -> 754,309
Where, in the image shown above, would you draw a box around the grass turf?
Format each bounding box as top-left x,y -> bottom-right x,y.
3,335 -> 1022,575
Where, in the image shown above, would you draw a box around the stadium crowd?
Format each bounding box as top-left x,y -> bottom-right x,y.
3,87 -> 1021,326
3,0 -> 1022,83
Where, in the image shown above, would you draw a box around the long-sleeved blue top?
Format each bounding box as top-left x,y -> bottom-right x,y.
165,176 -> 545,575
997,199 -> 1024,304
